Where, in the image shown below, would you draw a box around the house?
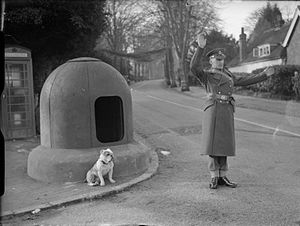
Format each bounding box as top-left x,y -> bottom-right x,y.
282,6 -> 300,65
228,6 -> 300,73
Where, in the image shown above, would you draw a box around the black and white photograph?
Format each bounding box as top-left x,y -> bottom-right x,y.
1,0 -> 300,225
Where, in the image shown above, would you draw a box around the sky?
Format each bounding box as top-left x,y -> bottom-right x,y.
217,0 -> 300,40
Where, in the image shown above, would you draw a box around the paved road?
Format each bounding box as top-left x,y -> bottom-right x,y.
4,80 -> 300,226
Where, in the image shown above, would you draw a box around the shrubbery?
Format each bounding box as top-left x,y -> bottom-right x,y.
234,65 -> 300,99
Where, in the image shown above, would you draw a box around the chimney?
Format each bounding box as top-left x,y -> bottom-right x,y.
239,27 -> 247,62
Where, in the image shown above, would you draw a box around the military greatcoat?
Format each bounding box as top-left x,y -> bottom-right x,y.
190,47 -> 268,156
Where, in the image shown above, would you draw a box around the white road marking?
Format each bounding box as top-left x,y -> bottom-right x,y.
236,118 -> 300,137
147,95 -> 202,112
134,91 -> 300,138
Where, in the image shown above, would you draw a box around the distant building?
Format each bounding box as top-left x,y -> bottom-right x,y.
228,6 -> 300,73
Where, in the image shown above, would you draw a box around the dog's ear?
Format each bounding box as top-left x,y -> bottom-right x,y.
99,149 -> 104,155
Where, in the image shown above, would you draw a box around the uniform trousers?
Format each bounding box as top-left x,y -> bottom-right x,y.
208,155 -> 228,178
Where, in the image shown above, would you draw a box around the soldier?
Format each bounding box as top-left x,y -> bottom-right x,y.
292,71 -> 300,100
187,32 -> 275,189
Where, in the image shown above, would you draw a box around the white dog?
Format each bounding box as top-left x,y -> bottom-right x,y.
85,148 -> 116,186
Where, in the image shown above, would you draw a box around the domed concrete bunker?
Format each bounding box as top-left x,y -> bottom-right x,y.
27,57 -> 150,183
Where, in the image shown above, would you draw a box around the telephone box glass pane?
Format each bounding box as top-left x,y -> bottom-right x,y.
4,61 -> 34,138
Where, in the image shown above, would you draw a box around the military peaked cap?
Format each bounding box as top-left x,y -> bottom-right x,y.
206,48 -> 226,59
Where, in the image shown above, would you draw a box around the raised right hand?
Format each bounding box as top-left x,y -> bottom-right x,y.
197,32 -> 207,48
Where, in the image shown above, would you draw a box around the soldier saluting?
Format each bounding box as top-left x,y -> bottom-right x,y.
188,32 -> 275,189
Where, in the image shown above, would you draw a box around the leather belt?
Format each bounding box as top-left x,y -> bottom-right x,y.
212,94 -> 235,112
215,94 -> 231,101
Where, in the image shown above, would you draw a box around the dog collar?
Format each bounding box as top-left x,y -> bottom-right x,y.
101,160 -> 111,165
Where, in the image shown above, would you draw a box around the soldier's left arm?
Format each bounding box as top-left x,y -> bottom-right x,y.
232,72 -> 268,87
232,66 -> 275,86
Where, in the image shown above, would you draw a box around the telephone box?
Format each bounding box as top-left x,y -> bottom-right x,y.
2,45 -> 36,139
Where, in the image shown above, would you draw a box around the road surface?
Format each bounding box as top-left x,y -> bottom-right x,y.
4,80 -> 300,226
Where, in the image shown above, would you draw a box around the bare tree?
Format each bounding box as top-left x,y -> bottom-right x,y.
97,0 -> 219,89
244,8 -> 264,35
157,0 -> 219,91
98,0 -> 151,70
245,2 -> 285,43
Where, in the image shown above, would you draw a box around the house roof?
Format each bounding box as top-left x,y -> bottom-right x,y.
228,21 -> 291,67
248,23 -> 290,49
282,6 -> 300,47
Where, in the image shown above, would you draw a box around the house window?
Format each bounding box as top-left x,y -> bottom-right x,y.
253,48 -> 259,57
95,96 -> 124,143
266,46 -> 270,55
257,44 -> 271,57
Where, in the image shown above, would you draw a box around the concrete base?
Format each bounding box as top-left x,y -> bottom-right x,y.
27,140 -> 151,183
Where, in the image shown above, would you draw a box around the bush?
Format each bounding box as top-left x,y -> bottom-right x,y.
252,65 -> 300,97
234,65 -> 300,99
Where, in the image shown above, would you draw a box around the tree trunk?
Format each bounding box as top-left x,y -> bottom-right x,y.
180,1 -> 192,92
138,63 -> 141,81
181,57 -> 190,91
168,47 -> 177,88
164,53 -> 171,86
134,62 -> 137,82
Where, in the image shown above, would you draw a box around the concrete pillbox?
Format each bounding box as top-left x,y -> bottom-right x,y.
27,57 -> 150,183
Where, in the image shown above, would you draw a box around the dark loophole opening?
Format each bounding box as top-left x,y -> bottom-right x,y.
95,96 -> 124,143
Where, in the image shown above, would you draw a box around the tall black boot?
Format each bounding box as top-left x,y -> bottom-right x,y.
218,176 -> 237,188
209,177 -> 219,189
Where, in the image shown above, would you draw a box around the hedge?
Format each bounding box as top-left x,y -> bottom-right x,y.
234,65 -> 300,99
